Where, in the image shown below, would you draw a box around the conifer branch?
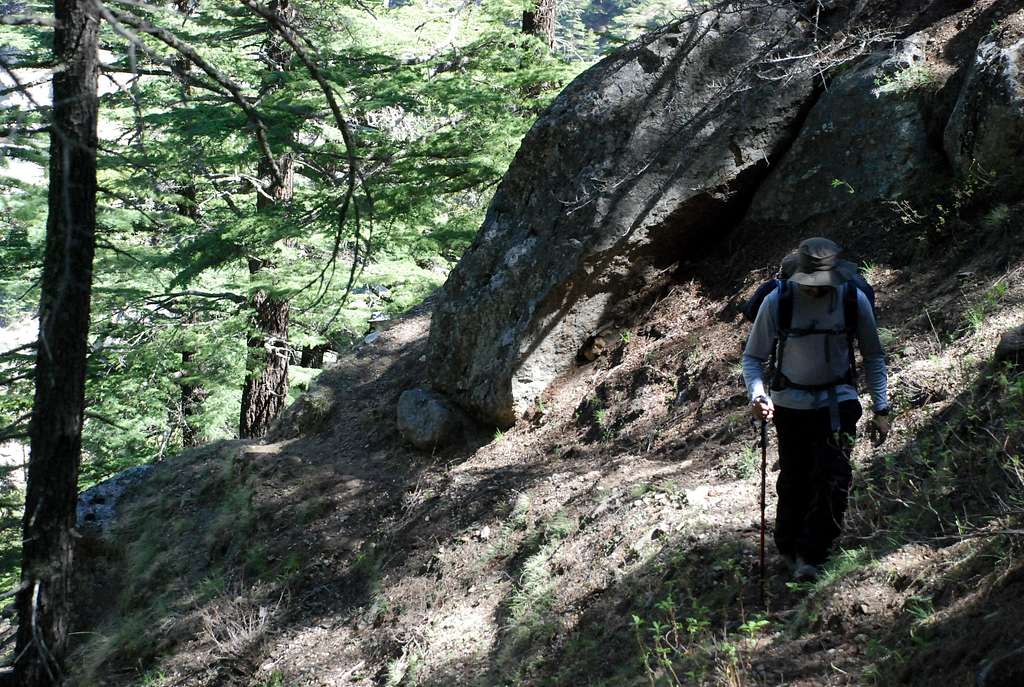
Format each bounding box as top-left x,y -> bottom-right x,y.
238,0 -> 364,309
0,15 -> 59,27
95,2 -> 286,187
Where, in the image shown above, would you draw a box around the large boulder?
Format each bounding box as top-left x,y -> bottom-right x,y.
945,13 -> 1024,200
77,465 -> 153,537
744,35 -> 949,234
428,3 -> 819,426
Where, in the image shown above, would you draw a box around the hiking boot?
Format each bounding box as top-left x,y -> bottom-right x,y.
792,557 -> 820,582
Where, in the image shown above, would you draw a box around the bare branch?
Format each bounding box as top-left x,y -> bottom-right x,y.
0,15 -> 58,27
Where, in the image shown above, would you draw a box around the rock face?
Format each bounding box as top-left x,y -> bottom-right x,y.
76,465 -> 153,537
429,4 -> 817,426
744,35 -> 949,233
945,15 -> 1024,200
397,388 -> 461,450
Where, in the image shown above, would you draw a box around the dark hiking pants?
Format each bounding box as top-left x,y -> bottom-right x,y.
773,400 -> 862,565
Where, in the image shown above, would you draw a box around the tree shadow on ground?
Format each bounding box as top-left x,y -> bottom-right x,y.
408,356 -> 1024,687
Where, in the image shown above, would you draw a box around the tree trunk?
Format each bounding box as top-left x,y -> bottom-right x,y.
522,0 -> 556,50
180,349 -> 207,447
239,255 -> 291,438
300,343 -> 328,369
239,1 -> 295,439
239,154 -> 293,439
13,0 -> 99,684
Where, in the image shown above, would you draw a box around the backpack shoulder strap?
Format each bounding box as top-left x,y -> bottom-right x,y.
777,280 -> 794,332
842,280 -> 859,384
842,280 -> 859,333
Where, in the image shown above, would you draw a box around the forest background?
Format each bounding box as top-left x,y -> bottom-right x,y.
0,0 -> 680,589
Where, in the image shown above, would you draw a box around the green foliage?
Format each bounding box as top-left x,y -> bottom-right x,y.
0,0 -> 610,495
729,444 -> 760,480
964,281 -> 1008,334
631,594 -> 754,686
874,63 -> 938,95
831,178 -> 856,194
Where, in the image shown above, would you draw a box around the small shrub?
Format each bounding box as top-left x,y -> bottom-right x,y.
874,63 -> 937,94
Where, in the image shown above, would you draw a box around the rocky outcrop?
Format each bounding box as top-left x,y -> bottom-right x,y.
428,3 -> 819,426
945,13 -> 1024,200
744,34 -> 949,233
76,465 -> 153,537
267,380 -> 335,441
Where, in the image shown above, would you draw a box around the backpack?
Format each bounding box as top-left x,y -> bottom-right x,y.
768,280 -> 862,393
742,274 -> 876,323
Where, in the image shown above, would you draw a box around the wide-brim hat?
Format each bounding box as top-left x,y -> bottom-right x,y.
836,260 -> 860,281
789,237 -> 844,287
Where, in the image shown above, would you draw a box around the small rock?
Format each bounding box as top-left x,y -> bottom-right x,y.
363,331 -> 381,345
396,388 -> 461,450
977,645 -> 1024,687
995,325 -> 1024,367
686,485 -> 711,508
479,526 -> 491,540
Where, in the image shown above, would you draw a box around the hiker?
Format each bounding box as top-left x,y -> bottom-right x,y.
742,253 -> 875,323
742,238 -> 890,581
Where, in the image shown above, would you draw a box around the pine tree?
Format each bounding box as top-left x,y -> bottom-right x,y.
13,0 -> 99,682
523,0 -> 557,50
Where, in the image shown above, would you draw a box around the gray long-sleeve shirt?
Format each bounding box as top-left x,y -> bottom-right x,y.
742,282 -> 889,412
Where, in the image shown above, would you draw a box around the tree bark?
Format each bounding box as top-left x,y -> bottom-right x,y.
239,156 -> 293,439
13,0 -> 99,683
522,0 -> 556,50
180,349 -> 207,447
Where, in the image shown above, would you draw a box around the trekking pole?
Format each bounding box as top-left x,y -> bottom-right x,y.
759,419 -> 768,609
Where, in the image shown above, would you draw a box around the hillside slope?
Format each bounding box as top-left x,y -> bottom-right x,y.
73,205 -> 1024,686
68,2 -> 1024,687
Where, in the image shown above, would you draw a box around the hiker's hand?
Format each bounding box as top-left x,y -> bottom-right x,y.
751,396 -> 774,422
871,413 -> 891,446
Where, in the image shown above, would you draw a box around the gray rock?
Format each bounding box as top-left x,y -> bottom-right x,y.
745,41 -> 948,234
945,21 -> 1024,199
428,4 -> 817,426
977,645 -> 1024,687
76,464 -> 153,536
267,381 -> 335,441
995,324 -> 1024,367
397,388 -> 461,450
